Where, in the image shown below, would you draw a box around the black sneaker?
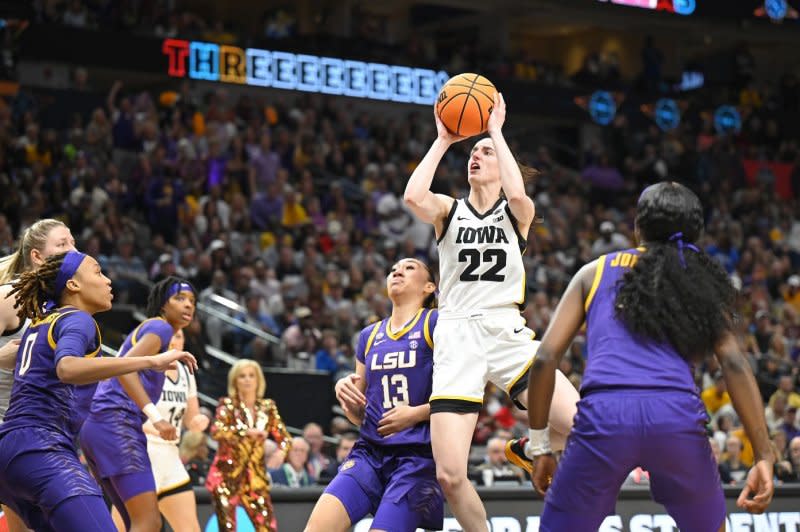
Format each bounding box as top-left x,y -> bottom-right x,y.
505,437 -> 534,476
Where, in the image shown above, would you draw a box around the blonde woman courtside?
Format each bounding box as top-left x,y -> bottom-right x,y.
403,93 -> 579,532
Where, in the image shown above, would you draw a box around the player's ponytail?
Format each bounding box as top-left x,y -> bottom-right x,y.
615,182 -> 737,362
0,219 -> 67,284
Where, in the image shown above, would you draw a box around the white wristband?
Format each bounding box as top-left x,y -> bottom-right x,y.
526,427 -> 552,458
143,403 -> 164,424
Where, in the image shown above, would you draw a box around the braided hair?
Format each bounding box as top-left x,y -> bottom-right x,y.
8,253 -> 69,322
615,182 -> 736,362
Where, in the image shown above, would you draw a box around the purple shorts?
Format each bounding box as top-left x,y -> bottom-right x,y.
0,428 -> 107,531
324,439 -> 443,531
79,415 -> 155,505
542,389 -> 726,532
80,413 -> 151,479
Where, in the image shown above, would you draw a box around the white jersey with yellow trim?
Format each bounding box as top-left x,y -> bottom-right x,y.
0,281 -> 30,421
145,361 -> 197,443
436,198 -> 527,312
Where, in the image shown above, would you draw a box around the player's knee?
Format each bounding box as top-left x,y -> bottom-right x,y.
436,466 -> 467,495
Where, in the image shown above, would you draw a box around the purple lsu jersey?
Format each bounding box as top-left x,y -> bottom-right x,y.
582,248 -> 697,394
0,307 -> 100,442
89,318 -> 174,421
356,308 -> 436,447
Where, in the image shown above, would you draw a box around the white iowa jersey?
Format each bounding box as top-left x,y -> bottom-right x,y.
145,362 -> 197,443
437,198 -> 527,312
0,282 -> 30,421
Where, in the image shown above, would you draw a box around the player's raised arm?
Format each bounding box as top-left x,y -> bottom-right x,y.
486,92 -> 535,232
403,108 -> 458,235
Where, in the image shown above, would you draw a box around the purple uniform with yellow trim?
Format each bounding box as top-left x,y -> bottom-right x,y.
0,307 -> 108,530
79,318 -> 173,506
541,249 -> 725,532
324,308 -> 444,531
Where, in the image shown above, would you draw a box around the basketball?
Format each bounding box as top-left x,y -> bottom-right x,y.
436,73 -> 497,137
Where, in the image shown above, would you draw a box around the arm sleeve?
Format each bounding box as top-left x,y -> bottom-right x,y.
53,312 -> 100,364
210,397 -> 245,442
266,399 -> 292,453
355,327 -> 369,365
135,319 -> 174,352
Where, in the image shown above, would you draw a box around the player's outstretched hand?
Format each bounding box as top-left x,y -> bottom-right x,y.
486,92 -> 506,135
335,373 -> 366,410
532,454 -> 557,496
737,459 -> 774,514
377,404 -> 421,437
154,420 -> 178,442
151,350 -> 198,373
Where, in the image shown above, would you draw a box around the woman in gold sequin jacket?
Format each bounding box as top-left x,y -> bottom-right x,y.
206,359 -> 291,532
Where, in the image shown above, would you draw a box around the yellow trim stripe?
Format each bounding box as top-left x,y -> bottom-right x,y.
131,317 -> 169,346
506,356 -> 534,394
429,395 -> 484,404
516,272 -> 526,306
156,477 -> 191,495
423,310 -> 434,349
363,322 -> 381,359
386,308 -> 424,340
584,255 -> 606,312
47,309 -> 79,350
85,320 -> 102,358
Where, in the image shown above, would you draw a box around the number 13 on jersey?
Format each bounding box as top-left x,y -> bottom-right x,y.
381,374 -> 409,408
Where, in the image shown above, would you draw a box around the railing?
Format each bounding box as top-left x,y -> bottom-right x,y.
105,312 -> 335,443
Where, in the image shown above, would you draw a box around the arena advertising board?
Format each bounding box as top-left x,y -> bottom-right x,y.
161,39 -> 449,105
189,487 -> 800,532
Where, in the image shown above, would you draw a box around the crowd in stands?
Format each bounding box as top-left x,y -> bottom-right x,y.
1,1 -> 798,488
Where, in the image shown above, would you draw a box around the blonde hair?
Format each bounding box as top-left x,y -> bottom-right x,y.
179,431 -> 207,462
227,359 -> 266,398
0,219 -> 67,284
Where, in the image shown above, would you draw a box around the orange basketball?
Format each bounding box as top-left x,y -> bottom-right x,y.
436,73 -> 497,137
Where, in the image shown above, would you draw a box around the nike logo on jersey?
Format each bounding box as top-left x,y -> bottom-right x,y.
455,226 -> 509,244
457,216 -> 470,221
374,339 -> 386,346
513,327 -> 524,334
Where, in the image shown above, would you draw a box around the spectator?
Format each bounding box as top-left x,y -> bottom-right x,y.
264,439 -> 287,470
315,329 -> 341,375
789,436 -> 800,481
233,292 -> 281,362
766,393 -> 789,433
590,221 -> 630,258
473,437 -> 526,486
701,372 -> 731,415
709,438 -> 733,484
317,433 -> 358,485
302,422 -> 329,482
779,406 -> 799,443
720,435 -> 749,483
270,437 -> 312,487
180,431 -> 211,486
